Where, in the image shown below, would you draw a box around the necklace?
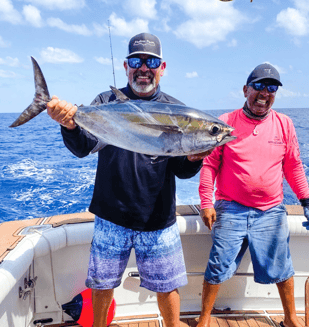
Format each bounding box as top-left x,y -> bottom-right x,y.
253,125 -> 259,136
242,102 -> 269,136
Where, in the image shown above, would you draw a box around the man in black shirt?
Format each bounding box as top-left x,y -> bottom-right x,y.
47,33 -> 209,327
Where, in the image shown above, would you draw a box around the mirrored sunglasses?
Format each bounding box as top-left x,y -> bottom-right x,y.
127,57 -> 161,69
248,82 -> 279,93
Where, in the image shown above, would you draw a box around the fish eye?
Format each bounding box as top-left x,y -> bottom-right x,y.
209,124 -> 221,135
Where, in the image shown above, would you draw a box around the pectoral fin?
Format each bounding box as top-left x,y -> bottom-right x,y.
139,123 -> 183,134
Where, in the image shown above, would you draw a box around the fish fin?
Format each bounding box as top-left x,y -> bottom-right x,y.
139,123 -> 183,134
150,156 -> 170,164
90,139 -> 108,154
110,85 -> 130,102
9,57 -> 51,128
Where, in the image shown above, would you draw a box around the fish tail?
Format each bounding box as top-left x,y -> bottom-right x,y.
9,56 -> 51,128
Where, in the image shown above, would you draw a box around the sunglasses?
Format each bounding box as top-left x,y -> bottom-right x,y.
127,57 -> 162,69
248,82 -> 279,93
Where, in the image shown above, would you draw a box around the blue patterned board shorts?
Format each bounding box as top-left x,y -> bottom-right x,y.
205,200 -> 295,285
85,216 -> 188,293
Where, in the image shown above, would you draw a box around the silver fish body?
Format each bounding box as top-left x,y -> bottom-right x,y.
75,100 -> 235,156
10,57 -> 236,156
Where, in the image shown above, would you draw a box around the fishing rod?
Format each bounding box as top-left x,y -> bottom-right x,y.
108,20 -> 116,88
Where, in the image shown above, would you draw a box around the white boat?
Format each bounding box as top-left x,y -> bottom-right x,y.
0,204 -> 308,327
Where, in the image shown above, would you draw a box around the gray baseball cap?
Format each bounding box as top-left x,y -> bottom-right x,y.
247,63 -> 282,86
126,33 -> 163,59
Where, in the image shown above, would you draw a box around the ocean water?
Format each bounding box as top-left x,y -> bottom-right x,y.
1,108 -> 309,222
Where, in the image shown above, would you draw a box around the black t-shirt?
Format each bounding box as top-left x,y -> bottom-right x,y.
61,84 -> 202,231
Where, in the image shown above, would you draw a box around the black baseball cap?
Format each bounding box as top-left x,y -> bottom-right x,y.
126,33 -> 163,59
247,63 -> 282,86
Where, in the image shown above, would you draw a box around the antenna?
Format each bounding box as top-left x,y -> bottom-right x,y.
108,20 -> 116,88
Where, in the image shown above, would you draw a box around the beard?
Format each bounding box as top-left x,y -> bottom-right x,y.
131,71 -> 156,95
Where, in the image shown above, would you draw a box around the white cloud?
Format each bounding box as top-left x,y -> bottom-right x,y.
227,38 -> 237,47
275,0 -> 309,36
95,57 -> 112,65
0,36 -> 10,48
0,0 -> 23,24
93,23 -> 108,37
0,69 -> 16,78
23,5 -> 43,27
276,8 -> 308,36
47,17 -> 92,36
293,0 -> 309,13
230,89 -> 244,99
124,0 -> 157,20
0,56 -> 20,67
94,13 -> 149,38
276,88 -> 302,98
186,71 -> 198,78
94,57 -> 123,70
276,87 -> 309,99
165,0 -> 246,48
40,47 -> 84,63
22,0 -> 86,10
155,17 -> 171,32
263,61 -> 286,75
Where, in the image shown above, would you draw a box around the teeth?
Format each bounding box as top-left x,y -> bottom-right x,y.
257,99 -> 266,105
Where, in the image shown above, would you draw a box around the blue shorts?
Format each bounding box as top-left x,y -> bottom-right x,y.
205,200 -> 294,285
85,217 -> 188,293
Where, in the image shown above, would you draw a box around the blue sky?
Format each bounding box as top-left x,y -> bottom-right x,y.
1,0 -> 309,113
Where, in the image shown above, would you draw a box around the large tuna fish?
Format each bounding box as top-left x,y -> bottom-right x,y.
10,57 -> 236,156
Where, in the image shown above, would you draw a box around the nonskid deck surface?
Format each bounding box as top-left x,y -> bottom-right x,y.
45,310 -> 306,327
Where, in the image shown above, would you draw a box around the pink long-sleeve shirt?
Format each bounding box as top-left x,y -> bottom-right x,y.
199,108 -> 309,211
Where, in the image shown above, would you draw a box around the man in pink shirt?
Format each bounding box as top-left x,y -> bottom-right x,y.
198,63 -> 309,327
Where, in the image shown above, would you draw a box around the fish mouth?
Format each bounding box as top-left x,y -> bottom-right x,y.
217,134 -> 237,146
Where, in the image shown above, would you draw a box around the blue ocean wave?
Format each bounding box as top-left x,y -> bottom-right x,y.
1,109 -> 308,222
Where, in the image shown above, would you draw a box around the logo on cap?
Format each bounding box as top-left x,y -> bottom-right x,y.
133,40 -> 156,47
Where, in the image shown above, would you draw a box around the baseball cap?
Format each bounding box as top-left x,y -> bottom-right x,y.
126,33 -> 163,59
247,63 -> 282,86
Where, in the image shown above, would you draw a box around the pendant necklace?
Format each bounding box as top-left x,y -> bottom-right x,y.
253,124 -> 259,136
242,103 -> 269,137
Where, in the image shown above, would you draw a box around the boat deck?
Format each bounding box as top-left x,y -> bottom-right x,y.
45,310 -> 306,327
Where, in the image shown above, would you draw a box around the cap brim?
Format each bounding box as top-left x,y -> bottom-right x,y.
250,77 -> 282,86
126,51 -> 162,59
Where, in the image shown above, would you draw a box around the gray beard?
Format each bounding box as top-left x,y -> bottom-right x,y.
132,79 -> 156,94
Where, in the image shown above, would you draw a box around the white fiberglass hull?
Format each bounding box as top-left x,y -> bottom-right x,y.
0,205 -> 308,327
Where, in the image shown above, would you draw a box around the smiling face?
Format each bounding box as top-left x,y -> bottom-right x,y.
243,79 -> 277,116
124,54 -> 166,97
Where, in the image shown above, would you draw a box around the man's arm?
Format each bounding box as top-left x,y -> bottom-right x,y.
282,118 -> 309,230
198,146 -> 224,229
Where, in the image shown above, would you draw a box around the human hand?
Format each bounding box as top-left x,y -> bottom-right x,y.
187,150 -> 213,162
302,206 -> 309,230
200,208 -> 216,230
47,95 -> 77,130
